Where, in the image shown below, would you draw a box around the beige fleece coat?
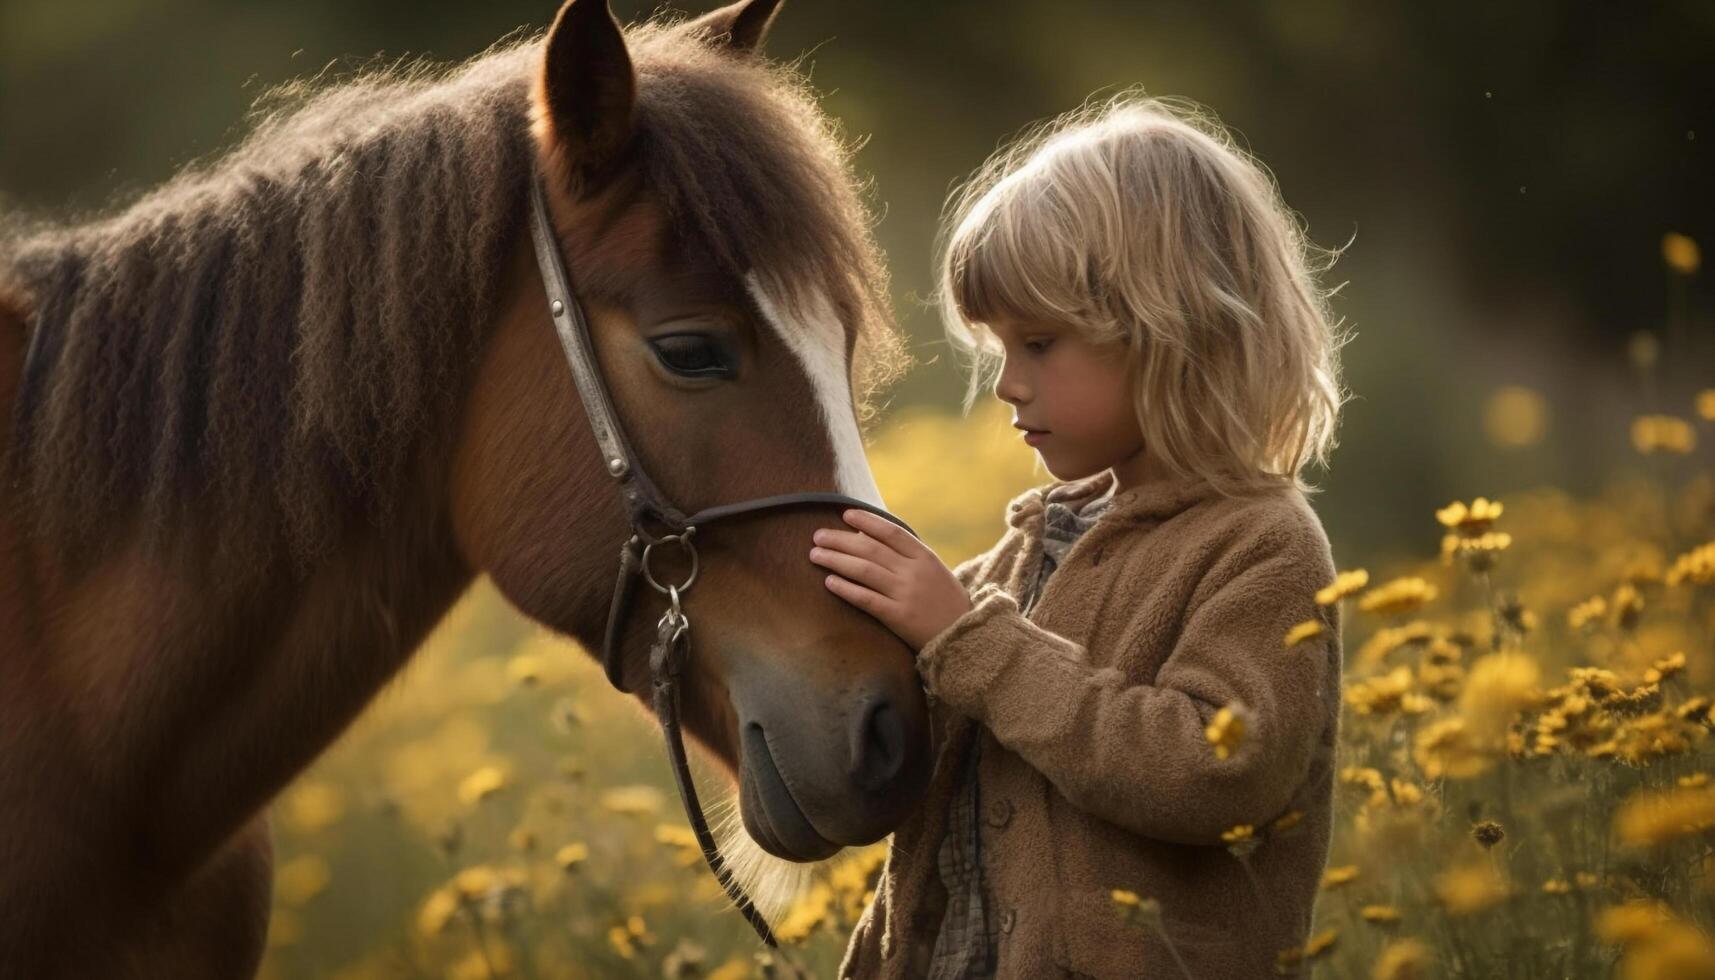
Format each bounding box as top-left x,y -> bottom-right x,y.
838,469 -> 1343,979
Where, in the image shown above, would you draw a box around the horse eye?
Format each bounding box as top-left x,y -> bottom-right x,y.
650,334 -> 731,378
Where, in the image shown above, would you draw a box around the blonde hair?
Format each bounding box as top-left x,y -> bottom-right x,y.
937,90 -> 1353,497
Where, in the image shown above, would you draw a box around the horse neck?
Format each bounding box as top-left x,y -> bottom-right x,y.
0,288 -> 476,889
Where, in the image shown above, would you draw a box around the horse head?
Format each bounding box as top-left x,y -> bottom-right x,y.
450,0 -> 935,874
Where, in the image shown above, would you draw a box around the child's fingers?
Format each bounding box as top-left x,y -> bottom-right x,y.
823,574 -> 896,620
841,509 -> 923,555
811,527 -> 903,569
809,547 -> 896,592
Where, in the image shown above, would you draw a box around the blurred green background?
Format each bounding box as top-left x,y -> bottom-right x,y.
4,0 -> 1710,567
5,2 -> 1714,977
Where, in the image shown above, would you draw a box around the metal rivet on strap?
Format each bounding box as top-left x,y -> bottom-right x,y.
607,457 -> 629,478
550,300 -> 565,316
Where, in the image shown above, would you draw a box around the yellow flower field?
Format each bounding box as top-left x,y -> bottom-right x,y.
259,239 -> 1715,980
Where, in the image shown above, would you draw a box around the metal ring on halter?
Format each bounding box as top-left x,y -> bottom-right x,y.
641,526 -> 700,596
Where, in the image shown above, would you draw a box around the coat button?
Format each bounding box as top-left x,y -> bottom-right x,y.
985,798 -> 1013,828
999,908 -> 1016,933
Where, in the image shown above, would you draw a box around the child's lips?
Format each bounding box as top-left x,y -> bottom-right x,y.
1023,430 -> 1051,446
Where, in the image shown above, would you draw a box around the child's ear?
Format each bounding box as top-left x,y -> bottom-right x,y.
681,0 -> 784,56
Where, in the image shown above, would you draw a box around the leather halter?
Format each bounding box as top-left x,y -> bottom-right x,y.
526,169 -> 917,947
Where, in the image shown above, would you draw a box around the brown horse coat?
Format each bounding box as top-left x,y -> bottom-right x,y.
840,468 -> 1343,979
0,3 -> 930,974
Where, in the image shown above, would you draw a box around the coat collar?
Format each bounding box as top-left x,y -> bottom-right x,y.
1004,467 -> 1223,532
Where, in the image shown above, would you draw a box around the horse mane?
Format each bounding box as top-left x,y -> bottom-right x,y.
1,16 -> 906,573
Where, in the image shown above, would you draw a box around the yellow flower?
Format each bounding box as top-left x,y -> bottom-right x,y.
1304,927 -> 1338,958
452,865 -> 500,900
1316,568 -> 1369,605
1622,923 -> 1715,979
1437,497 -> 1503,535
1284,619 -> 1325,648
1340,766 -> 1384,791
1568,595 -> 1608,631
268,909 -> 303,949
1109,890 -> 1161,926
456,766 -> 507,806
1680,697 -> 1712,724
1646,651 -> 1687,684
1571,666 -> 1623,699
1614,785 -> 1715,848
1387,779 -> 1424,807
1204,705 -> 1246,760
1222,824 -> 1258,859
1596,900 -> 1674,945
450,945 -> 514,980
506,653 -> 545,686
600,784 -> 665,816
1418,656 -> 1464,701
608,924 -> 637,959
654,823 -> 701,849
775,883 -> 833,944
1668,541 -> 1715,587
1360,905 -> 1402,925
418,887 -> 460,936
275,855 -> 331,906
555,842 -> 590,871
1542,879 -> 1572,895
1371,939 -> 1432,980
1271,810 -> 1304,834
1433,862 -> 1509,915
1664,231 -> 1701,275
1611,583 -> 1645,630
283,781 -> 346,835
1698,389 -> 1715,422
1346,666 -> 1415,716
1632,415 -> 1697,455
1484,385 -> 1549,449
706,961 -> 751,980
1414,716 -> 1492,779
1441,530 -> 1512,571
1355,620 -> 1437,667
1358,577 -> 1439,617
1459,652 -> 1542,741
1322,865 -> 1360,889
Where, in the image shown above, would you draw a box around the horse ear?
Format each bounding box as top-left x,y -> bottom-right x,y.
683,0 -> 784,55
538,0 -> 635,184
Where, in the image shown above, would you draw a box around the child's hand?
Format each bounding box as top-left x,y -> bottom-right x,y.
809,509 -> 974,652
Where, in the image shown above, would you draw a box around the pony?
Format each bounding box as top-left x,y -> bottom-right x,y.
0,0 -> 932,974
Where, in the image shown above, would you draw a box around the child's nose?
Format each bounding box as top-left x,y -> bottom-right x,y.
994,375 -> 1030,404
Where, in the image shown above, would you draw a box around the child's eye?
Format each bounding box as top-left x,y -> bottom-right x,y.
1025,338 -> 1055,354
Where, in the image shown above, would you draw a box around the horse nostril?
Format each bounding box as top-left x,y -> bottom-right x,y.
849,693 -> 906,794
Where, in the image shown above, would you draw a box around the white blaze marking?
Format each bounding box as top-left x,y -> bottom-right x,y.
744,272 -> 886,510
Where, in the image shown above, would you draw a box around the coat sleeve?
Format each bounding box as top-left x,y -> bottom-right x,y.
914,520 -> 1340,846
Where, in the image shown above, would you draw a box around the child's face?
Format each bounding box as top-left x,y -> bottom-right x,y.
988,316 -> 1145,482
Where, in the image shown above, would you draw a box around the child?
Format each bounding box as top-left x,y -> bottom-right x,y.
809,92 -> 1351,979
